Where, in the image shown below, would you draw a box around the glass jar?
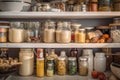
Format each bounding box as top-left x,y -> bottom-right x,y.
19,49 -> 34,76
46,58 -> 54,77
57,57 -> 66,75
78,57 -> 88,76
0,28 -> 7,42
113,18 -> 120,24
43,21 -> 55,43
36,58 -> 44,77
9,22 -> 25,43
70,48 -> 78,58
98,0 -> 112,11
68,57 -> 77,75
66,0 -> 74,11
109,24 -> 120,43
40,3 -> 50,12
56,22 -> 71,43
94,52 -> 106,72
75,28 -> 86,43
113,2 -> 120,11
73,4 -> 81,11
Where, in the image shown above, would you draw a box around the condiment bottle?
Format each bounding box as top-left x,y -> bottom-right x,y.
94,52 -> 106,72
78,57 -> 88,76
36,48 -> 44,59
19,49 -> 34,76
68,57 -> 77,75
70,48 -> 78,58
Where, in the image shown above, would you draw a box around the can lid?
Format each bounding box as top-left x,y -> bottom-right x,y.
68,57 -> 76,60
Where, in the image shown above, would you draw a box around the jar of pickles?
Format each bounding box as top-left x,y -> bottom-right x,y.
68,57 -> 77,75
78,57 -> 88,76
46,58 -> 54,77
57,57 -> 66,75
75,28 -> 86,43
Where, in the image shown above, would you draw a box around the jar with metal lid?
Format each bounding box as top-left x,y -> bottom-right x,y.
109,24 -> 120,43
98,0 -> 112,11
9,22 -> 25,43
78,57 -> 88,76
56,22 -> 71,43
57,57 -> 66,75
75,28 -> 86,43
36,58 -> 44,77
0,28 -> 7,42
68,57 -> 77,75
19,49 -> 34,76
43,21 -> 55,43
94,52 -> 106,72
46,58 -> 54,77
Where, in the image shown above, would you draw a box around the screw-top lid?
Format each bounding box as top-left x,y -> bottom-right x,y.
68,57 -> 76,61
58,57 -> 66,60
48,58 -> 54,60
79,56 -> 88,61
60,51 -> 66,57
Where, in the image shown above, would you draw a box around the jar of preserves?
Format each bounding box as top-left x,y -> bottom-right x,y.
0,28 -> 7,42
57,57 -> 66,75
68,57 -> 77,75
36,58 -> 44,77
9,22 -> 25,43
46,58 -> 54,77
94,53 -> 106,72
109,24 -> 120,43
56,22 -> 71,43
43,21 -> 55,43
75,28 -> 86,43
19,49 -> 34,76
78,57 -> 88,76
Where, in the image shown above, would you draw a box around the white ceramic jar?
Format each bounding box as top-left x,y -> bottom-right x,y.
94,52 -> 106,72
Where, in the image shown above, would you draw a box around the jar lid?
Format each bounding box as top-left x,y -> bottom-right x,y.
79,56 -> 88,61
60,51 -> 66,57
48,58 -> 54,60
109,23 -> 120,27
85,27 -> 94,30
96,26 -> 110,29
20,48 -> 33,51
79,27 -> 86,31
58,57 -> 65,60
95,52 -> 105,57
68,57 -> 76,60
83,49 -> 93,56
37,58 -> 44,60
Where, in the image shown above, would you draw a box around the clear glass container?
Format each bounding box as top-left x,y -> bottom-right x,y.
0,28 -> 7,42
43,21 -> 55,43
70,48 -> 78,58
57,57 -> 66,75
109,24 -> 120,43
19,49 -> 34,76
78,57 -> 88,76
36,58 -> 44,77
68,57 -> 77,75
46,58 -> 54,77
94,53 -> 106,72
9,22 -> 25,43
56,22 -> 71,43
75,28 -> 86,43
66,0 -> 74,11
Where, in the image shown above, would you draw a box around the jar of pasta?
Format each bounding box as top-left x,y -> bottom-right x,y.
78,57 -> 88,76
43,20 -> 55,43
68,57 -> 77,75
75,28 -> 86,43
57,57 -> 66,75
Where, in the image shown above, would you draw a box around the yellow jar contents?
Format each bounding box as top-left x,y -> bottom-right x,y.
36,58 -> 44,77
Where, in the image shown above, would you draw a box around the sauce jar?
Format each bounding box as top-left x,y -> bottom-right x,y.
0,28 -> 7,42
78,57 -> 88,76
19,49 -> 34,76
57,57 -> 66,75
68,57 -> 77,75
43,21 -> 55,43
46,58 -> 54,77
36,58 -> 44,77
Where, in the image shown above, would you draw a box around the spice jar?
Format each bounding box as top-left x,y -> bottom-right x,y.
56,22 -> 71,43
109,24 -> 120,43
43,21 -> 55,43
94,52 -> 106,72
68,57 -> 77,75
19,49 -> 34,76
36,58 -> 44,77
57,57 -> 66,75
75,28 -> 86,43
46,58 -> 54,77
0,28 -> 7,42
9,22 -> 25,43
89,0 -> 98,11
79,57 -> 88,76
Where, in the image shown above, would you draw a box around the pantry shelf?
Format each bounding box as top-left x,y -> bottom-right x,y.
0,12 -> 120,19
0,43 -> 119,48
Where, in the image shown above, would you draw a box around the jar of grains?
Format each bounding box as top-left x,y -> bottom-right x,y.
56,22 -> 71,43
78,57 -> 88,76
68,57 -> 77,75
75,28 -> 86,43
43,20 -> 55,43
57,57 -> 66,75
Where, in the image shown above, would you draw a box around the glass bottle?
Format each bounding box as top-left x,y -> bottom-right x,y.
19,49 -> 34,76
78,57 -> 88,76
68,57 -> 77,75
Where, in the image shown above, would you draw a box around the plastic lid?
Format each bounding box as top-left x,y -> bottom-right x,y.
68,57 -> 76,61
60,51 -> 66,57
